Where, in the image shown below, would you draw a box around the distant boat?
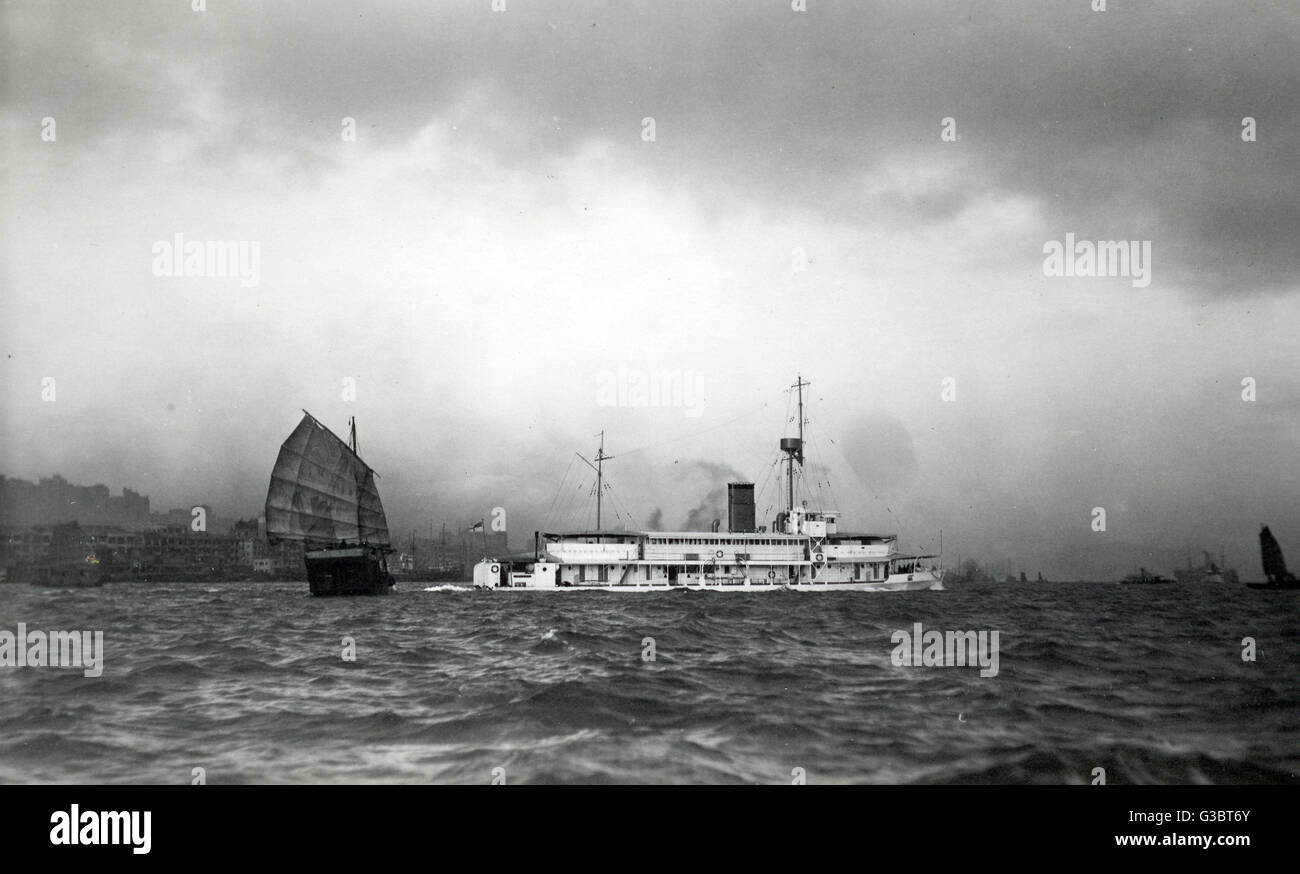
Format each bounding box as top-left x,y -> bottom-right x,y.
8,521 -> 105,588
1122,567 -> 1171,584
429,523 -> 466,581
27,560 -> 105,588
1172,549 -> 1239,584
1248,526 -> 1299,590
265,412 -> 396,596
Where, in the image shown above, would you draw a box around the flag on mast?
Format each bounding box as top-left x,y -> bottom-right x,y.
468,520 -> 484,533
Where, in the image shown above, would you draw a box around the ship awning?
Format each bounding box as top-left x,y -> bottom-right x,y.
495,552 -> 547,563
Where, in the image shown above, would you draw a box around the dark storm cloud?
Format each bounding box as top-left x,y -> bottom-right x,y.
8,1 -> 1297,292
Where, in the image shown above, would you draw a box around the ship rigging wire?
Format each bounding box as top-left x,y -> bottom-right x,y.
542,452 -> 579,526
536,383 -> 914,536
608,392 -> 783,460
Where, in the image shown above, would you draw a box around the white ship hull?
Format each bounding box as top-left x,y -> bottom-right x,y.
472,536 -> 945,593
474,571 -> 944,593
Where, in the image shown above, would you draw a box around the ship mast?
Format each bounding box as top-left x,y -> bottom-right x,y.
577,431 -> 615,531
781,375 -> 809,520
350,417 -> 362,544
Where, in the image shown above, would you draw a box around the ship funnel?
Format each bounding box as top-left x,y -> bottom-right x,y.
728,482 -> 755,533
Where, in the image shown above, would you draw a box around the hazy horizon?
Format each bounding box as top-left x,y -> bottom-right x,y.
3,1 -> 1298,581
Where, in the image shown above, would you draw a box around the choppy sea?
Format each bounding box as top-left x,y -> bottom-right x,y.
0,580 -> 1296,784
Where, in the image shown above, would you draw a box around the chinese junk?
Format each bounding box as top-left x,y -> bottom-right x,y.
472,376 -> 944,593
1249,525 -> 1299,591
265,412 -> 395,596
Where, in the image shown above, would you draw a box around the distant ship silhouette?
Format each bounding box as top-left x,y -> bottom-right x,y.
1248,526 -> 1299,590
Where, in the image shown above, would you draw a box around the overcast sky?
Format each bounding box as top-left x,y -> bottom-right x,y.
3,0 -> 1297,579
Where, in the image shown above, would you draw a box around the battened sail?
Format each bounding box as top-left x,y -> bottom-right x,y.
1260,525 -> 1292,584
265,413 -> 391,548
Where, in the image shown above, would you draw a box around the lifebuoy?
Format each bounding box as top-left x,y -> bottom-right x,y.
489,564 -> 500,574
768,570 -> 776,579
715,550 -> 724,558
813,552 -> 825,563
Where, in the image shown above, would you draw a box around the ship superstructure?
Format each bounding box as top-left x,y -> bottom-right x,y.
1172,550 -> 1239,584
472,377 -> 943,592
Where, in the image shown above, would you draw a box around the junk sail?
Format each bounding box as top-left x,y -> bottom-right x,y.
265,412 -> 391,549
1247,525 -> 1298,590
1259,526 -> 1294,585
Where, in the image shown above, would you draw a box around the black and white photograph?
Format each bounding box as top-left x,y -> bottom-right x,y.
1,0 -> 1296,855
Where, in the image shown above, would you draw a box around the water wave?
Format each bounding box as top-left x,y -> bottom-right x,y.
0,580 -> 1295,783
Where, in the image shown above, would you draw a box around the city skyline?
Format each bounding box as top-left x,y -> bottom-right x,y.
0,462 -> 1284,582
